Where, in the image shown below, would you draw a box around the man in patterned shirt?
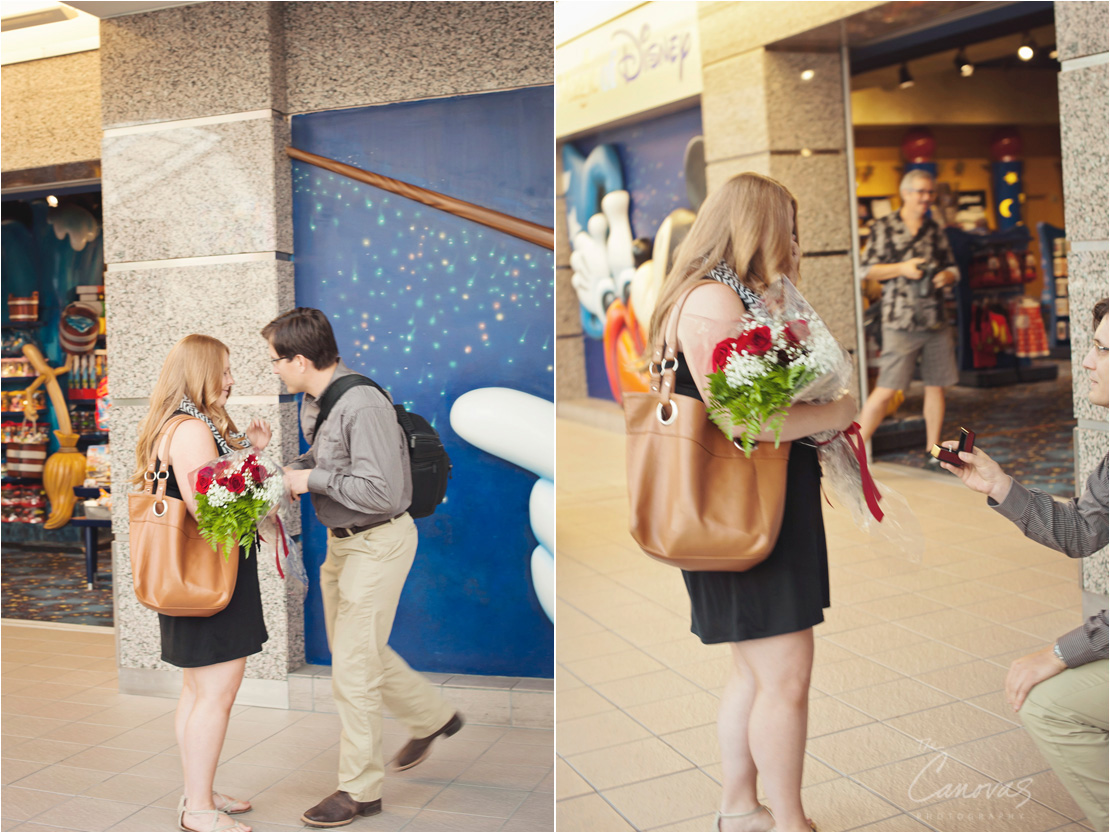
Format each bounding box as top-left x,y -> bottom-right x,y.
856,170 -> 959,458
941,298 -> 1109,830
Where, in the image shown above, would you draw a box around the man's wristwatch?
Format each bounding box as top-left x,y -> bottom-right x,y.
1052,642 -> 1066,666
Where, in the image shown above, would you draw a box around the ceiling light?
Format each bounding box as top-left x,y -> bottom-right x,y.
0,4 -> 77,32
1048,48 -> 1059,60
46,195 -> 58,207
800,69 -> 815,81
1017,33 -> 1036,62
898,63 -> 914,89
955,48 -> 974,77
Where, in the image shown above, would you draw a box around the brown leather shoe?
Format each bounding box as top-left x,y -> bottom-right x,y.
390,712 -> 464,771
300,791 -> 381,828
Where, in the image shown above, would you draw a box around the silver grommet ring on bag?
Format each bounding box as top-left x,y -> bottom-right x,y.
153,500 -> 167,517
656,400 -> 678,426
156,471 -> 169,480
144,471 -> 156,482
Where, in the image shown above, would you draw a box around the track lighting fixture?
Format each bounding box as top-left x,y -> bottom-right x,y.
1017,32 -> 1036,62
955,47 -> 974,77
898,63 -> 914,89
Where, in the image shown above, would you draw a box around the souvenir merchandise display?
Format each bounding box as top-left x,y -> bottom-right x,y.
84,445 -> 111,486
68,352 -> 107,399
7,292 -> 39,321
1,483 -> 47,523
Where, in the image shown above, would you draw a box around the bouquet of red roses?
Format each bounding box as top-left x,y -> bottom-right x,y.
705,309 -> 842,454
192,449 -> 287,559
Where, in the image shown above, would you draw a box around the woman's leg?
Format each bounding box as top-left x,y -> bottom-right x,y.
729,628 -> 815,832
175,668 -> 197,772
717,647 -> 773,830
180,658 -> 249,832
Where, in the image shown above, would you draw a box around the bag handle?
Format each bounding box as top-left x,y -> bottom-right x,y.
650,280 -> 713,417
144,414 -> 195,500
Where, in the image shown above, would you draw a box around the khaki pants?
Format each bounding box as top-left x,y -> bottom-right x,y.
320,514 -> 454,802
1020,659 -> 1109,832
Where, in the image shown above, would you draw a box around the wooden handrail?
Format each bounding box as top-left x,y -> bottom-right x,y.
286,146 -> 554,251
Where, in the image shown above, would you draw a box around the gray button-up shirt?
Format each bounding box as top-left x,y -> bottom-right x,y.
992,452 -> 1108,667
289,360 -> 413,530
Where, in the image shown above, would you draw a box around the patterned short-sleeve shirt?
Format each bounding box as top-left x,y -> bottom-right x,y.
861,211 -> 956,331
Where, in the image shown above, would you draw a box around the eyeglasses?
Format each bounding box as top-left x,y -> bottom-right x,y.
270,356 -> 291,365
910,189 -> 936,197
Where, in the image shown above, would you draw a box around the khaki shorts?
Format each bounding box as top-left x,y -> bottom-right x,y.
876,327 -> 959,391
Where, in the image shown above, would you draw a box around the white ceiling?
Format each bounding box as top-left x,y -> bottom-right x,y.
61,2 -> 198,19
0,0 -> 199,64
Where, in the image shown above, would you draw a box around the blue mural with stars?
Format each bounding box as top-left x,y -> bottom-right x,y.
291,86 -> 554,677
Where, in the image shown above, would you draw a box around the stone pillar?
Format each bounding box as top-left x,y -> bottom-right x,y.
1055,1 -> 1109,615
101,2 -> 303,705
555,145 -> 587,402
698,14 -> 859,357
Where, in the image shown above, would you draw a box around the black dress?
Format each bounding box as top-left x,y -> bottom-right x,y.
157,460 -> 269,668
675,352 -> 831,644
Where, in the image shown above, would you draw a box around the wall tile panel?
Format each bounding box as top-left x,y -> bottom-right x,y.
101,116 -> 292,262
100,1 -> 286,127
284,2 -> 553,113
1,51 -> 101,171
1058,64 -> 1109,243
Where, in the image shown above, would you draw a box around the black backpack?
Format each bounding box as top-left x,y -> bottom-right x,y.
313,374 -> 451,518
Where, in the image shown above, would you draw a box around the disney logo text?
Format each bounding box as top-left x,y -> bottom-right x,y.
611,24 -> 693,83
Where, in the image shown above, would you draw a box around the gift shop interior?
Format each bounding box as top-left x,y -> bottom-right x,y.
851,2 -> 1076,489
1,187 -> 112,627
556,2 -> 1080,496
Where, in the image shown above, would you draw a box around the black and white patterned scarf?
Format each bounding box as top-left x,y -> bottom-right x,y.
178,396 -> 247,455
705,261 -> 764,312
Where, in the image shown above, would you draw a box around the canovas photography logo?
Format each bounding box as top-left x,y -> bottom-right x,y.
908,739 -> 1033,816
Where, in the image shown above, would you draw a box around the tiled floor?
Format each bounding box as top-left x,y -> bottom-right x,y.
1,622 -> 553,832
555,418 -> 1095,832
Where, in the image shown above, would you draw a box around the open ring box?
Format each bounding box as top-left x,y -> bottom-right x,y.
931,428 -> 976,466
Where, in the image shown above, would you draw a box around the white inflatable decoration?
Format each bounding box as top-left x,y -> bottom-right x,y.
569,212 -> 615,328
450,388 -> 555,622
601,190 -> 636,302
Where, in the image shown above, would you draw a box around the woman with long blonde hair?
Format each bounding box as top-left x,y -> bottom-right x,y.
649,173 -> 855,832
132,334 -> 272,832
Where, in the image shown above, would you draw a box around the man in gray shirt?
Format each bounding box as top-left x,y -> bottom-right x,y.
263,308 -> 461,828
941,298 -> 1108,830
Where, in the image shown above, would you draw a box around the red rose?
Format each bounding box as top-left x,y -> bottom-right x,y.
711,338 -> 743,372
213,460 -> 232,477
744,325 -> 773,356
226,473 -> 247,495
195,470 -> 213,495
784,319 -> 810,345
245,454 -> 258,466
248,464 -> 267,484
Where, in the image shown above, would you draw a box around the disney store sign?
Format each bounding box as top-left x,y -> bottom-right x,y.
556,1 -> 702,138
611,23 -> 694,84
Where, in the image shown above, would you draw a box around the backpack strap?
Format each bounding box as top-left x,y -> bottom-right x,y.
313,374 -> 388,441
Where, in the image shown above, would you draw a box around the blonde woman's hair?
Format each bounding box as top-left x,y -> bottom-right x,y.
130,334 -> 247,486
646,172 -> 799,351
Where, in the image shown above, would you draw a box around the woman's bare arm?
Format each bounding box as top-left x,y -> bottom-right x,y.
165,419 -> 221,519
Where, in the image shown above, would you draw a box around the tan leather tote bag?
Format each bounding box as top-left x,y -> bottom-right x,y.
129,415 -> 239,616
625,281 -> 791,571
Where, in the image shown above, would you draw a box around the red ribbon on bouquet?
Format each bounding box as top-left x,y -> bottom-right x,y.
259,515 -> 291,579
843,422 -> 884,522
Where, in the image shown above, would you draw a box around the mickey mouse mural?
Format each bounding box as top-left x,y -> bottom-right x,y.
563,113 -> 705,402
